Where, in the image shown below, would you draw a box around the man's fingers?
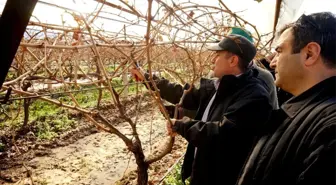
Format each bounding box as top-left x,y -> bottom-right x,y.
170,132 -> 177,137
130,68 -> 144,81
166,119 -> 177,137
166,121 -> 171,135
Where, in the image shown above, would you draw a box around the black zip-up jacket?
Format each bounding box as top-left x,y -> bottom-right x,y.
237,76 -> 336,185
152,69 -> 272,185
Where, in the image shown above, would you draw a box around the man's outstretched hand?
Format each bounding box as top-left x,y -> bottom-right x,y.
130,68 -> 144,82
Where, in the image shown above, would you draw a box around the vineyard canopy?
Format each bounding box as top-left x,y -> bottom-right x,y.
1,0 -> 335,45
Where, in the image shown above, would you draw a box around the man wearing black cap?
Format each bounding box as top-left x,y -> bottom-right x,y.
131,34 -> 272,185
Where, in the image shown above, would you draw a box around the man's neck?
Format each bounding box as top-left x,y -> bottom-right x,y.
232,67 -> 244,76
291,72 -> 336,96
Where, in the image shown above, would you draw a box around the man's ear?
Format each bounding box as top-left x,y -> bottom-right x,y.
304,42 -> 321,66
230,55 -> 239,67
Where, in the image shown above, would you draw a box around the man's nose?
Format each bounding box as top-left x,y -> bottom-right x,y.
212,56 -> 216,64
270,57 -> 277,69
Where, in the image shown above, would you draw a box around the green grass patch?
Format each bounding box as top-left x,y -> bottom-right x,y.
163,161 -> 190,185
0,100 -> 77,140
35,111 -> 76,140
0,78 -> 146,140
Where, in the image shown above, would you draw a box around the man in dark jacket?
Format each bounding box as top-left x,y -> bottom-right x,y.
237,12 -> 336,185
132,33 -> 273,184
163,27 -> 279,121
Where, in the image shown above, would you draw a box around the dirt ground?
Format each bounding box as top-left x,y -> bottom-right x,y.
0,98 -> 187,185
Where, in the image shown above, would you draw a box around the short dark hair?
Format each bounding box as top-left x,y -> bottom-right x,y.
278,12 -> 336,68
237,56 -> 250,72
226,52 -> 250,72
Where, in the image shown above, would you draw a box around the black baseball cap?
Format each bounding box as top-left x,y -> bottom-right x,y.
207,34 -> 257,63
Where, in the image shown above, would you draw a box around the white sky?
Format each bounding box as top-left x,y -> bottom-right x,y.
29,0 -> 276,36
0,0 -> 335,39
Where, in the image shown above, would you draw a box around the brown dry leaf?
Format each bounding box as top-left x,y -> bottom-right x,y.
188,10 -> 195,20
73,30 -> 79,40
22,46 -> 28,52
71,41 -> 78,46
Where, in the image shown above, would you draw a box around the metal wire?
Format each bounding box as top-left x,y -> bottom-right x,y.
1,80 -> 158,101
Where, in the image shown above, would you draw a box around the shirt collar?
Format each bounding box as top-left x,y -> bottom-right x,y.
214,79 -> 220,90
281,76 -> 336,118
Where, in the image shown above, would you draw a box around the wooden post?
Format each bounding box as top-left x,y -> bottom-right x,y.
122,68 -> 128,96
0,0 -> 38,88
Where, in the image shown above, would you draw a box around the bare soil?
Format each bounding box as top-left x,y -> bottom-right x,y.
0,97 -> 187,185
